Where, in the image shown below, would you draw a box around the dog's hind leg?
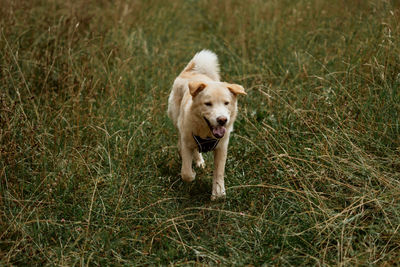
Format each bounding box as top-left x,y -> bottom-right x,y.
193,150 -> 205,169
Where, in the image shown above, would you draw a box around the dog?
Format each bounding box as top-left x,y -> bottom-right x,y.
167,50 -> 246,200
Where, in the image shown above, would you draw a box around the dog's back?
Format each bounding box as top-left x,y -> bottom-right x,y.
168,50 -> 220,126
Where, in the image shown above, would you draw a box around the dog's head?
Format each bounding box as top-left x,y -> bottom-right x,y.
189,81 -> 246,139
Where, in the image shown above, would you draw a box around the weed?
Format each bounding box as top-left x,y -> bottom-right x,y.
1,0 -> 400,265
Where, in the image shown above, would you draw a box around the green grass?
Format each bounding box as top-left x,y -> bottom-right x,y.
1,0 -> 400,265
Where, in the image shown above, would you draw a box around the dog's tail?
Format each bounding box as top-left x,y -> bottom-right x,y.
183,50 -> 220,81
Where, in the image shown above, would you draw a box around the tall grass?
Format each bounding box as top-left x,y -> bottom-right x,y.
1,0 -> 400,265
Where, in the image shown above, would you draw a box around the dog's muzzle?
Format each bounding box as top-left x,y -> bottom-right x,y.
204,117 -> 226,139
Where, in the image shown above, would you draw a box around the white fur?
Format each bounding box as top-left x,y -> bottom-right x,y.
167,50 -> 246,200
188,50 -> 220,81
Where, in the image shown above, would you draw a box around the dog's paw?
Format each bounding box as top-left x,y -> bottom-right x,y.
211,192 -> 226,201
181,170 -> 196,182
211,184 -> 226,201
194,153 -> 205,169
195,158 -> 205,169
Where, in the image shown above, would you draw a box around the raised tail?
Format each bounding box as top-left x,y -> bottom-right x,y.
183,50 -> 220,81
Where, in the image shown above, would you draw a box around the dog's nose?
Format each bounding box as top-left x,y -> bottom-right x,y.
217,116 -> 227,126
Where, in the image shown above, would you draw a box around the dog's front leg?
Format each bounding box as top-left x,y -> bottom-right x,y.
211,145 -> 227,200
180,144 -> 196,182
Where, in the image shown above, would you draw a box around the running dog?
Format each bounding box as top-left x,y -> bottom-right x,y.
168,50 -> 246,200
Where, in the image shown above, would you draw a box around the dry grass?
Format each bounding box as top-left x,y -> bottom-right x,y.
1,0 -> 400,265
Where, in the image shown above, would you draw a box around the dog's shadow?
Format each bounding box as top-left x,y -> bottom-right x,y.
159,153 -> 214,202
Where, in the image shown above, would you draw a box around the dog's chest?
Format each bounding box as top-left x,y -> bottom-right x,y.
192,134 -> 219,153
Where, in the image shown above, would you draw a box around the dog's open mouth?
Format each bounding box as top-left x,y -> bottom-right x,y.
204,117 -> 226,139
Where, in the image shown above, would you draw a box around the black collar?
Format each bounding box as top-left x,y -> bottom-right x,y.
192,134 -> 219,153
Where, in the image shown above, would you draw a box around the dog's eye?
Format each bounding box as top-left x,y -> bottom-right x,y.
224,102 -> 230,105
205,102 -> 212,106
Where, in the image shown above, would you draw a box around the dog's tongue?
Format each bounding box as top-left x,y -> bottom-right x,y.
212,126 -> 226,139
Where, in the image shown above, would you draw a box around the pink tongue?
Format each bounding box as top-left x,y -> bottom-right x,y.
212,126 -> 226,138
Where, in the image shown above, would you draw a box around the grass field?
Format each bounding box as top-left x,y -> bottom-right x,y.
1,0 -> 400,265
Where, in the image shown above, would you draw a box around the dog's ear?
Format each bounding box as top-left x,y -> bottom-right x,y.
227,83 -> 247,96
189,81 -> 206,97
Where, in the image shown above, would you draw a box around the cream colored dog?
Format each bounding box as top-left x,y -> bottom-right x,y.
168,50 -> 246,200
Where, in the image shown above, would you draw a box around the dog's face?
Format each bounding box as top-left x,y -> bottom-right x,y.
189,81 -> 246,138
